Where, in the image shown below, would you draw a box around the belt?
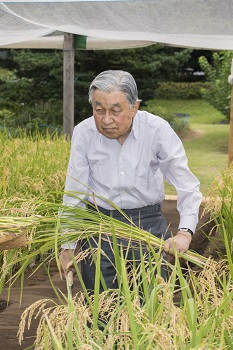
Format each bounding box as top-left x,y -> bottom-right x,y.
86,203 -> 161,218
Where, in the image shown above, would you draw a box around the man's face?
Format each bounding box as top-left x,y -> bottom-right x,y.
92,90 -> 139,143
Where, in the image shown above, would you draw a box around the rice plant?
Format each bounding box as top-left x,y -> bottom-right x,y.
0,199 -> 208,294
0,129 -> 69,203
0,198 -> 217,349
203,165 -> 233,268
17,239 -> 233,349
0,129 -> 70,292
1,130 -> 233,349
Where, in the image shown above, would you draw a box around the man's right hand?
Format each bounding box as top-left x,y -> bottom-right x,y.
59,249 -> 75,280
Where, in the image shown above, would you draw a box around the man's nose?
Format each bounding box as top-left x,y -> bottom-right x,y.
102,111 -> 113,124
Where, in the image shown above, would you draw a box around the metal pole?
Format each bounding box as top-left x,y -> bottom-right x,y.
228,88 -> 233,164
63,33 -> 74,140
228,59 -> 233,164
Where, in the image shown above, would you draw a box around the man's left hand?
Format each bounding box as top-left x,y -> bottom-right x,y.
163,230 -> 192,256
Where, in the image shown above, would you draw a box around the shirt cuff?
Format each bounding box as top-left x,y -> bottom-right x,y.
61,241 -> 77,250
178,215 -> 198,234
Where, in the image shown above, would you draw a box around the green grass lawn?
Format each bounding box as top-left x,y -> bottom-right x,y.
150,99 -> 230,197
182,123 -> 229,197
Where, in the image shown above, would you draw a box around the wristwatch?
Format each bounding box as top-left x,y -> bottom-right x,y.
178,228 -> 194,235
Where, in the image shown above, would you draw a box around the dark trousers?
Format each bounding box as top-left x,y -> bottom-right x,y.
81,203 -> 171,294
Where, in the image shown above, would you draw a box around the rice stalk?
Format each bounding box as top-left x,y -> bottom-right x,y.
58,203 -> 208,267
0,194 -> 209,297
0,130 -> 69,202
203,165 -> 233,216
203,165 -> 233,262
17,257 -> 233,349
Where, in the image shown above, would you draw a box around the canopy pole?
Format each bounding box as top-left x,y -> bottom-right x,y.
63,33 -> 74,140
228,59 -> 233,164
229,88 -> 233,164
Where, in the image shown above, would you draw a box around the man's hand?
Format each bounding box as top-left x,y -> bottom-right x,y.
59,249 -> 75,280
163,230 -> 192,256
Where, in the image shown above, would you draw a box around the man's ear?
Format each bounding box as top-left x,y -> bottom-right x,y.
132,101 -> 140,117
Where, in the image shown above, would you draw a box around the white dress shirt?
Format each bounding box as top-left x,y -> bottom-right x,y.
63,110 -> 202,235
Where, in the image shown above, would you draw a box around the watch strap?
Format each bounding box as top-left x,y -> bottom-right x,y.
178,228 -> 194,235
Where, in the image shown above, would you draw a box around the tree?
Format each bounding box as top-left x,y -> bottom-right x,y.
199,51 -> 233,119
0,49 -> 63,131
74,44 -> 193,122
0,44 -> 198,129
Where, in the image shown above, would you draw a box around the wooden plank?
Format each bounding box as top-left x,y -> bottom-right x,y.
63,33 -> 74,139
0,232 -> 26,250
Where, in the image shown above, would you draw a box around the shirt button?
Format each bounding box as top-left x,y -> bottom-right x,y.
120,171 -> 124,175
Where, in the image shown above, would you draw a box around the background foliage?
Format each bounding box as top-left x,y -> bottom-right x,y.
0,45 -> 212,132
155,81 -> 209,100
199,51 -> 233,119
1,46 -> 232,131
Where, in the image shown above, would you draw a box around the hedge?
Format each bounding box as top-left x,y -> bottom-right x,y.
155,82 -> 209,99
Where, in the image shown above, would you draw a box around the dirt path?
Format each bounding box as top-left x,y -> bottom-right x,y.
0,200 -> 219,350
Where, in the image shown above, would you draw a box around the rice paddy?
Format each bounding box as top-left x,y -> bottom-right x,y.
0,128 -> 233,349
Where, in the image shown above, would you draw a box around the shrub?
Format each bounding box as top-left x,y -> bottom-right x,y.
144,102 -> 189,134
155,82 -> 209,100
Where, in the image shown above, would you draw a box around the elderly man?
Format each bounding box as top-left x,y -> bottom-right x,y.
60,70 -> 202,291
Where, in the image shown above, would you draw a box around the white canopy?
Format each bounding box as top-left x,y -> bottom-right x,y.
1,0 -> 233,163
1,0 -> 233,50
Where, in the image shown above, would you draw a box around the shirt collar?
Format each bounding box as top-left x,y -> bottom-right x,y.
131,112 -> 139,139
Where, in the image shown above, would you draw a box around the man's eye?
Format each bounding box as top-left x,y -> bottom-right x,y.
96,109 -> 104,114
112,110 -> 121,115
